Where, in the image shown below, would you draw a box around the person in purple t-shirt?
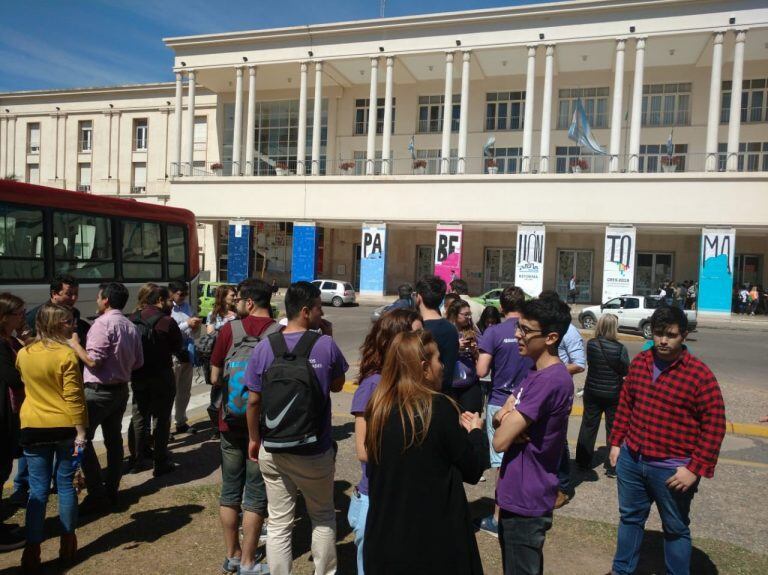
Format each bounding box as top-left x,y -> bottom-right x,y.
492,297 -> 574,575
245,282 -> 348,575
348,308 -> 422,575
474,286 -> 533,535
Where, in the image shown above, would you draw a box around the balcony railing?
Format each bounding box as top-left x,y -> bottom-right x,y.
170,152 -> 768,179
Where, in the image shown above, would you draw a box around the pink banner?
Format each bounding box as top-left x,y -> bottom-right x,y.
434,224 -> 463,285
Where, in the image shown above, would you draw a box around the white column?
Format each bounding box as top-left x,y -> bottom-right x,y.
522,45 -> 537,173
539,45 -> 554,173
381,56 -> 394,175
705,32 -> 725,172
185,69 -> 196,176
173,71 -> 183,176
440,52 -> 455,174
231,66 -> 244,175
311,61 -> 323,176
366,57 -> 379,175
457,51 -> 471,175
8,117 -> 16,179
627,38 -> 646,173
726,30 -> 747,172
297,62 -> 309,176
245,66 -> 257,176
609,39 -> 626,173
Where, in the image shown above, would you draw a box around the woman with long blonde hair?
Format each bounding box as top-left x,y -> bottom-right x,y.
16,303 -> 87,572
363,330 -> 485,575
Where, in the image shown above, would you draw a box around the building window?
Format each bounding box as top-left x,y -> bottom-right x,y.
193,116 -> 207,151
78,121 -> 92,153
354,98 -> 396,135
131,162 -> 147,193
417,94 -> 460,133
134,119 -> 148,151
415,149 -> 458,174
557,87 -> 609,129
27,123 -> 40,154
641,83 -> 691,126
717,142 -> 768,172
26,163 -> 40,184
352,151 -> 382,175
77,163 -> 91,192
721,78 -> 768,124
639,144 -> 688,172
489,147 -> 523,174
486,92 -> 526,131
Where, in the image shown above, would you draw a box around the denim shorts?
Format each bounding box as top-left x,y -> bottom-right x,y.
219,432 -> 268,516
486,404 -> 504,468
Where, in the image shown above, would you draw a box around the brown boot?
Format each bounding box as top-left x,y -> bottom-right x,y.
554,490 -> 570,509
21,543 -> 41,574
59,532 -> 78,566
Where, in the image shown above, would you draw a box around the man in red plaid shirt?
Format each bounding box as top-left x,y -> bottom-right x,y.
608,306 -> 725,575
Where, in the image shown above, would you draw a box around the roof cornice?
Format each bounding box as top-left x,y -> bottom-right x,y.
0,82 -> 191,100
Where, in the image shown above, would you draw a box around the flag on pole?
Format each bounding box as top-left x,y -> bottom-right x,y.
568,98 -> 607,155
666,130 -> 674,156
408,135 -> 415,160
483,136 -> 496,158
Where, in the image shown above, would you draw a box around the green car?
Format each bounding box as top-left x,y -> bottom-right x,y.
471,288 -> 533,311
198,281 -> 280,320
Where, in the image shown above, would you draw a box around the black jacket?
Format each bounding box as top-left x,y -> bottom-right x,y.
0,338 -> 24,460
585,337 -> 629,399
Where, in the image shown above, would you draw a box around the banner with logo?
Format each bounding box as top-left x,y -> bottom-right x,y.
227,220 -> 251,284
291,222 -> 317,283
602,226 -> 636,302
434,224 -> 463,285
699,228 -> 735,314
515,225 -> 545,297
360,223 -> 387,295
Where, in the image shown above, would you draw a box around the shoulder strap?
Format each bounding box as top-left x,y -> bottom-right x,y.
230,320 -> 246,345
259,321 -> 282,339
292,330 -> 321,359
147,312 -> 164,329
268,331 -> 289,359
597,338 -> 623,376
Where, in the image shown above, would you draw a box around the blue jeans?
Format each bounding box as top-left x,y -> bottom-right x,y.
24,441 -> 78,544
347,489 -> 369,575
485,404 -> 504,468
613,447 -> 698,575
13,455 -> 28,494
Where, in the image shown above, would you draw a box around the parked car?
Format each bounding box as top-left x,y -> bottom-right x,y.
578,294 -> 698,339
197,280 -> 279,319
471,288 -> 534,311
311,279 -> 357,307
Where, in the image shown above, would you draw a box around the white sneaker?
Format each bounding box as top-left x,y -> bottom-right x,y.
576,387 -> 584,397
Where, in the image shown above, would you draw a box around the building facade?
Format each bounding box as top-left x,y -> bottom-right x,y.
2,0 -> 767,313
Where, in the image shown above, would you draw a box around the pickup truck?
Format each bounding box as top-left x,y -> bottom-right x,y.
578,295 -> 698,339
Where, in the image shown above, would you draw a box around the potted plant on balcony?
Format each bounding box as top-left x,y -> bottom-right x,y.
569,158 -> 589,173
486,158 -> 499,175
275,161 -> 289,176
413,159 -> 427,175
210,162 -> 223,176
661,155 -> 680,173
340,161 -> 356,175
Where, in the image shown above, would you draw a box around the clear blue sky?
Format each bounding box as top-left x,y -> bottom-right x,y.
0,0 -> 563,93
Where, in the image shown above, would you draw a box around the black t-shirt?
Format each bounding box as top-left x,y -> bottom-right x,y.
423,318 -> 459,393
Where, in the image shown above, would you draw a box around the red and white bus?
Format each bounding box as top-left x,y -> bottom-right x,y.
0,181 -> 199,311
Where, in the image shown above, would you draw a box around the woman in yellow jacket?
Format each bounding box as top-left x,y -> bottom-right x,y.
16,303 -> 87,573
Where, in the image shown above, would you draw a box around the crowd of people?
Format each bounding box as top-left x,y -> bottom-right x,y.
0,272 -> 729,575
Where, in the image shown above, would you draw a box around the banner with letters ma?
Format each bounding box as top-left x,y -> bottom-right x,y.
602,226 -> 636,302
434,224 -> 463,284
698,228 -> 735,314
360,223 -> 387,295
515,225 -> 545,297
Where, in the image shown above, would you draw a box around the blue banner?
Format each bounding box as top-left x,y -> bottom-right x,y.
291,223 -> 317,283
698,228 -> 735,314
360,224 -> 387,295
227,222 -> 251,284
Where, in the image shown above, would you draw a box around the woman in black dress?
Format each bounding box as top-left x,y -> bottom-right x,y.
363,330 -> 486,575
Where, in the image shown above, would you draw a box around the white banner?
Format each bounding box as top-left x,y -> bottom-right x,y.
515,225 -> 545,297
602,226 -> 636,302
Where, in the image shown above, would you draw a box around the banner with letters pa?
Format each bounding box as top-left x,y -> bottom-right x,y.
698,228 -> 735,314
360,223 -> 387,295
602,226 -> 636,302
434,224 -> 463,284
515,225 -> 545,297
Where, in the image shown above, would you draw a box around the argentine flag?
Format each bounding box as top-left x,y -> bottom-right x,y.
568,98 -> 607,155
408,135 -> 415,160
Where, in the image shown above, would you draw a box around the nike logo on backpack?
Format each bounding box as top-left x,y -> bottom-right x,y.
265,394 -> 299,429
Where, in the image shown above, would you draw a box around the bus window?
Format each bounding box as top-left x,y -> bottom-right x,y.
167,224 -> 187,280
0,203 -> 45,280
52,211 -> 114,279
122,220 -> 162,279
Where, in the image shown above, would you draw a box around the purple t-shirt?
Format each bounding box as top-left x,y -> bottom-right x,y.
350,373 -> 381,495
477,318 -> 533,406
245,331 -> 348,455
496,362 -> 573,517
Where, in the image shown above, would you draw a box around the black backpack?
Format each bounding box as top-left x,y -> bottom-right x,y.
131,311 -> 164,368
195,332 -> 217,367
260,331 -> 324,453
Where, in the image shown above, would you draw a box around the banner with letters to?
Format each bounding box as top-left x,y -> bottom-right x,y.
515,225 -> 545,297
360,223 -> 387,295
434,224 -> 463,285
698,228 -> 735,314
602,226 -> 636,302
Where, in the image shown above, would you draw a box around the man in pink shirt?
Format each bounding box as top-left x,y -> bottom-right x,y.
69,282 -> 143,512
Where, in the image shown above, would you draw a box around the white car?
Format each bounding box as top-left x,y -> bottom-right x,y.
578,294 -> 697,339
311,279 -> 356,307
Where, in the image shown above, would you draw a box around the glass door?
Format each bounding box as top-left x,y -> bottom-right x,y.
352,244 -> 361,291
556,249 -> 593,303
416,245 -> 434,281
483,247 -> 516,291
635,252 -> 673,296
734,254 -> 761,287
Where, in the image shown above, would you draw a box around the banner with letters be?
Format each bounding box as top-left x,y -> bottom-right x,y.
515,225 -> 545,297
602,226 -> 636,303
434,224 -> 463,285
360,223 -> 387,295
699,228 -> 735,314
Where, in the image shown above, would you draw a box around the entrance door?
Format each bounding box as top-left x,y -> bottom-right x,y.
556,250 -> 593,303
484,247 -> 516,291
352,244 -> 361,291
734,254 -> 761,287
416,245 -> 434,282
635,252 -> 673,296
